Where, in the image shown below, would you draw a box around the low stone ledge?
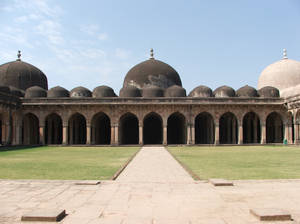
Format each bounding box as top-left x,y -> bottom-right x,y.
74,181 -> 100,185
250,208 -> 292,221
209,179 -> 234,186
21,209 -> 66,222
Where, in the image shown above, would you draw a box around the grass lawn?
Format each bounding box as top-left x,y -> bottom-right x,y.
0,146 -> 139,180
168,146 -> 300,180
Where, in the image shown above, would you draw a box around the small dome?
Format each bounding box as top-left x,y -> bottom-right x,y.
70,86 -> 92,97
92,85 -> 117,97
9,86 -> 24,97
165,85 -> 186,97
188,85 -> 213,97
123,56 -> 182,89
142,85 -> 164,97
0,57 -> 48,90
236,85 -> 258,97
25,86 -> 47,98
0,85 -> 11,94
258,86 -> 280,97
119,86 -> 141,97
258,53 -> 300,92
48,86 -> 69,98
213,85 -> 235,97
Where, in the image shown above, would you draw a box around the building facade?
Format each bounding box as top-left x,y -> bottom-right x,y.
0,50 -> 299,146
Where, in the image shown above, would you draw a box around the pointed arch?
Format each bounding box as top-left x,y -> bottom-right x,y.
45,113 -> 63,144
119,112 -> 139,145
195,112 -> 215,144
219,112 -> 238,144
167,112 -> 186,144
68,113 -> 86,144
91,112 -> 111,144
143,112 -> 163,144
23,113 -> 39,145
243,112 -> 261,144
266,112 -> 283,143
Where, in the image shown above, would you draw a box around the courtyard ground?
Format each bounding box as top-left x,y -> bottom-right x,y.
168,145 -> 300,180
0,146 -> 139,180
1,146 -> 300,223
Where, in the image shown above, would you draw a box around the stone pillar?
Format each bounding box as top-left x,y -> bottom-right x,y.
110,125 -> 115,145
253,117 -> 258,143
238,122 -> 243,145
39,125 -> 45,145
62,122 -> 68,145
261,122 -> 266,144
187,123 -> 191,145
191,123 -> 195,145
139,124 -> 143,145
294,122 -> 299,144
163,125 -> 167,145
114,125 -> 119,145
284,123 -> 289,144
15,120 -> 22,145
214,123 -> 219,145
86,124 -> 91,145
288,123 -> 293,144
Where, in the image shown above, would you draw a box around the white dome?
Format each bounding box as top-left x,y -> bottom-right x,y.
258,58 -> 300,92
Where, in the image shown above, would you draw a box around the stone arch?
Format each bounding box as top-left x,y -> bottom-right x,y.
219,112 -> 238,144
195,112 -> 215,144
143,112 -> 163,144
119,112 -> 139,145
266,112 -> 283,143
167,112 -> 186,144
23,113 -> 39,145
91,112 -> 111,145
68,113 -> 86,144
243,112 -> 261,144
45,113 -> 62,144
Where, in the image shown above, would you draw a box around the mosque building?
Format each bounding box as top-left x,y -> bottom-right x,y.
0,49 -> 299,146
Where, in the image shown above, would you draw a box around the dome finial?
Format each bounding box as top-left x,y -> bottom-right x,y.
283,48 -> 288,59
17,50 -> 21,61
150,48 -> 154,59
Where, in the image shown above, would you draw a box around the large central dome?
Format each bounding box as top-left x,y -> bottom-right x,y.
123,51 -> 182,89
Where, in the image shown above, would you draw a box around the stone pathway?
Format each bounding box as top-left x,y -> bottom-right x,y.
116,146 -> 193,183
1,146 -> 300,223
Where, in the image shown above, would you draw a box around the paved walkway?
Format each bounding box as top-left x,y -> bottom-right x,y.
1,146 -> 300,223
117,146 -> 193,183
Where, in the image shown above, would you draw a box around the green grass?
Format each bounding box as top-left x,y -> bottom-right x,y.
168,146 -> 300,180
0,146 -> 139,180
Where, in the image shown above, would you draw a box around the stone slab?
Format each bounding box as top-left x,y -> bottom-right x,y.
209,179 -> 234,186
21,209 -> 66,222
75,181 -> 101,185
250,208 -> 292,221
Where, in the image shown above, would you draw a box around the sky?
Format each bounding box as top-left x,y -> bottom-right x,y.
0,0 -> 300,94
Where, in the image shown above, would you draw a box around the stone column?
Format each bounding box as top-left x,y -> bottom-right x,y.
163,125 -> 167,145
15,120 -> 22,145
288,123 -> 293,144
110,125 -> 115,145
114,125 -> 119,145
261,122 -> 266,144
294,122 -> 299,144
187,123 -> 191,145
284,122 -> 289,144
62,121 -> 68,145
86,124 -> 91,145
139,124 -> 143,145
238,122 -> 243,145
191,123 -> 195,145
39,125 -> 45,145
214,122 -> 219,145
253,117 -> 258,143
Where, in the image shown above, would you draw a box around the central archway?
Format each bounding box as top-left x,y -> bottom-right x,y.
23,113 -> 39,145
219,112 -> 238,144
243,112 -> 260,144
91,112 -> 111,145
143,112 -> 162,144
167,112 -> 186,144
119,113 -> 139,145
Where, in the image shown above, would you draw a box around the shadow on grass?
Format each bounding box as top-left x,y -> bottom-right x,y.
0,145 -> 43,152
